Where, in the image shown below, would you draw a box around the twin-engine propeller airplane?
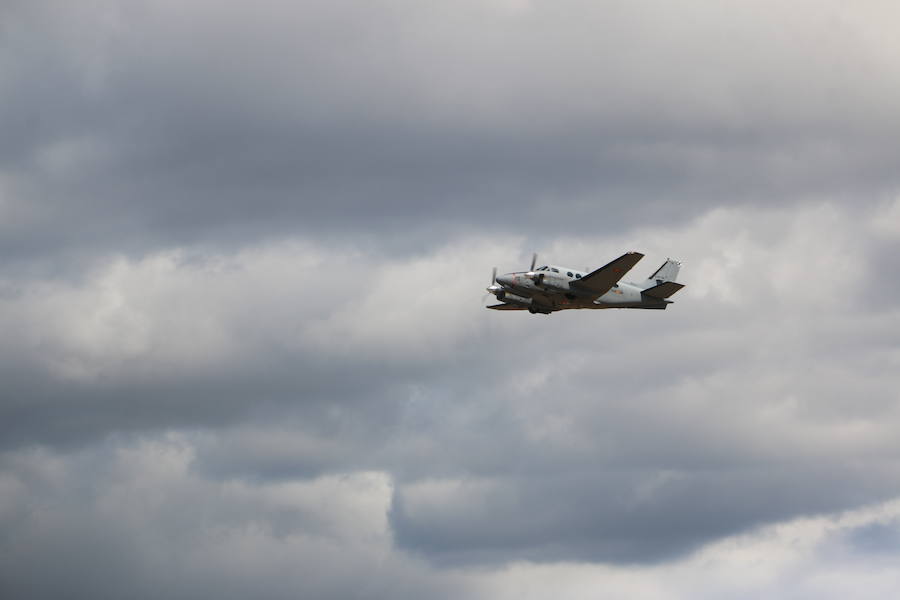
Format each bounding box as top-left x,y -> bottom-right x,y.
486,252 -> 684,314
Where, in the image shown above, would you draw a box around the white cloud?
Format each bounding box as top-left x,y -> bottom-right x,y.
5,436 -> 900,599
0,437 -> 456,599
3,0 -> 900,596
871,196 -> 900,238
464,499 -> 900,600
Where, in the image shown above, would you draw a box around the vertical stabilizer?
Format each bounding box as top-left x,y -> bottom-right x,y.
643,259 -> 681,287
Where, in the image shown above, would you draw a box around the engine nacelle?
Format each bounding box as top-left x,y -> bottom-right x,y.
496,291 -> 532,306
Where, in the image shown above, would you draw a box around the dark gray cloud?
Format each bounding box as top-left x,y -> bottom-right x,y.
3,1 -> 900,598
6,203 -> 898,576
840,519 -> 900,557
0,442 -> 470,600
4,0 -> 900,272
390,465 -> 900,565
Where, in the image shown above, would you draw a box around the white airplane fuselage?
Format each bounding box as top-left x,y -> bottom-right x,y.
486,254 -> 684,314
496,268 -> 652,310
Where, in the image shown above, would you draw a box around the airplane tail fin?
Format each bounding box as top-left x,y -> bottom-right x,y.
642,258 -> 681,288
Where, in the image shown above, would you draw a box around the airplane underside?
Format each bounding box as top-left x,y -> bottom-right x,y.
487,299 -> 671,313
487,288 -> 674,312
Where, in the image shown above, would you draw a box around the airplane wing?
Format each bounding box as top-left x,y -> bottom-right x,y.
570,252 -> 644,296
486,303 -> 529,310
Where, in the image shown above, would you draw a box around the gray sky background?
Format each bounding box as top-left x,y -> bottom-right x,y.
3,1 -> 900,598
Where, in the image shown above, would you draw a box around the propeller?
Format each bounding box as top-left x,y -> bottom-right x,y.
525,253 -> 537,278
483,266 -> 501,303
525,252 -> 544,285
484,253 -> 539,305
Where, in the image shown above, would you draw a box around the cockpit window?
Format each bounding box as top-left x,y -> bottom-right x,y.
537,266 -> 548,271
551,268 -> 559,273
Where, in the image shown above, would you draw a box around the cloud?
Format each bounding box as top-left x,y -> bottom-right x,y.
4,0 -> 900,268
0,438 -> 468,600
3,0 -> 900,596
4,436 -> 900,599
3,200 -> 898,570
464,498 -> 900,600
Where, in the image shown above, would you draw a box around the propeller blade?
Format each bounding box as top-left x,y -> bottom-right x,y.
486,267 -> 501,301
530,253 -> 537,272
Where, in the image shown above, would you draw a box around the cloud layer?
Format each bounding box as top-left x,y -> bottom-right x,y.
3,1 -> 900,598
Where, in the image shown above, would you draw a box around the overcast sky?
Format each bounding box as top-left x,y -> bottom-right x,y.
3,1 -> 900,598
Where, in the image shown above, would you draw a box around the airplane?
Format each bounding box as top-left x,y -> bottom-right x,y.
485,252 -> 684,314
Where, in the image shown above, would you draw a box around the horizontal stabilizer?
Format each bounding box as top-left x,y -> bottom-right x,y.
486,303 -> 528,310
570,252 -> 644,296
642,281 -> 684,299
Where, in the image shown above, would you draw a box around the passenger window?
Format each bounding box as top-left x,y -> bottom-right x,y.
567,272 -> 573,277
575,274 -> 581,278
